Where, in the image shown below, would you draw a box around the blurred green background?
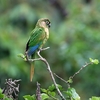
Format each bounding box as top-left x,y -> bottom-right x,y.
0,0 -> 100,99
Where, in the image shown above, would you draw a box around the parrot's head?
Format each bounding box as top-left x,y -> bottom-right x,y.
37,18 -> 51,28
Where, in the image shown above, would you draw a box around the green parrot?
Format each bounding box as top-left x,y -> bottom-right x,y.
25,18 -> 51,81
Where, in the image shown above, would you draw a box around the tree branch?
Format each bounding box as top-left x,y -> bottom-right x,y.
54,73 -> 70,88
54,62 -> 93,88
69,62 -> 92,79
26,47 -> 66,100
36,82 -> 41,100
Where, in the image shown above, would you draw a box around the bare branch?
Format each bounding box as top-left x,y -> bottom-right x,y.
54,62 -> 93,89
26,47 -> 66,100
36,82 -> 41,100
69,62 -> 92,79
54,73 -> 70,88
37,49 -> 66,100
54,73 -> 68,84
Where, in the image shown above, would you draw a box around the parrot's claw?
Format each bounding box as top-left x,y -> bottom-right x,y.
25,51 -> 30,61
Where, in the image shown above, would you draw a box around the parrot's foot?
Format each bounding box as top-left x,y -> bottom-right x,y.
25,51 -> 28,60
18,47 -> 50,62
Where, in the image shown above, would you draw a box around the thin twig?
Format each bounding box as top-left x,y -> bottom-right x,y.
26,47 -> 66,100
69,62 -> 92,79
54,73 -> 70,88
54,62 -> 93,88
54,73 -> 68,84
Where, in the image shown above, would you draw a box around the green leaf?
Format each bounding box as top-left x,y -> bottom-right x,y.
41,93 -> 49,100
56,84 -> 63,90
0,88 -> 2,93
23,95 -> 36,100
89,58 -> 99,64
68,78 -> 73,83
89,96 -> 100,100
0,93 -> 5,99
48,91 -> 56,97
4,97 -> 13,100
32,95 -> 36,99
18,53 -> 27,61
65,88 -> 80,100
0,90 -> 13,100
48,84 -> 63,92
0,89 -> 5,99
41,88 -> 47,93
48,84 -> 56,91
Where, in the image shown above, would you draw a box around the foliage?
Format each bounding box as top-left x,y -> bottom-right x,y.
64,88 -> 80,100
89,58 -> 99,65
89,96 -> 100,100
1,84 -> 100,100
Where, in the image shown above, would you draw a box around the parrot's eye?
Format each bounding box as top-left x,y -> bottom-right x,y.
45,20 -> 51,28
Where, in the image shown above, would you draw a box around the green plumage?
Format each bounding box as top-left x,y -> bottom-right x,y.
26,18 -> 50,57
29,28 -> 44,47
26,27 -> 44,50
25,18 -> 51,81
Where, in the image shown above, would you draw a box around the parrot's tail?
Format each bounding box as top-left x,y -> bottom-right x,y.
30,63 -> 34,82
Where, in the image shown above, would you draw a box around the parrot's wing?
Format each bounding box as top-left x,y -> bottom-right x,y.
29,28 -> 45,47
26,27 -> 45,51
